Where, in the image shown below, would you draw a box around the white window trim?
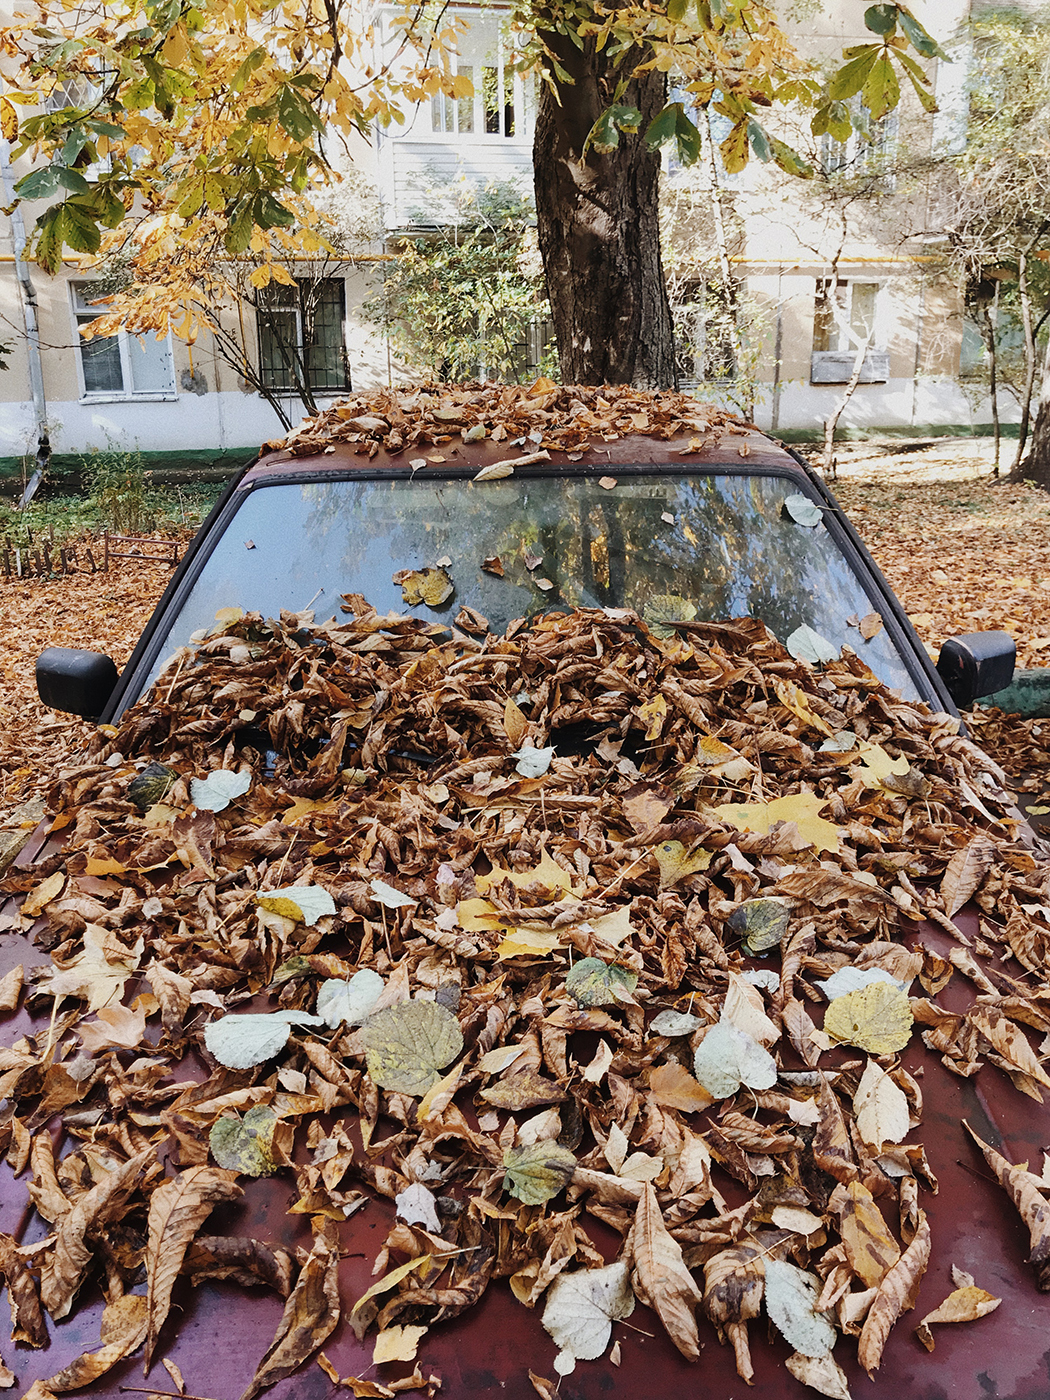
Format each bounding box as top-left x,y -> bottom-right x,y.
70,282 -> 178,403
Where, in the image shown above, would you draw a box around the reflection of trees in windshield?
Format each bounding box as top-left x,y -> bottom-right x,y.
145,471 -> 919,700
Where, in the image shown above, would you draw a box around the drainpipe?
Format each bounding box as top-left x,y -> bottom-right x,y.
0,130 -> 51,503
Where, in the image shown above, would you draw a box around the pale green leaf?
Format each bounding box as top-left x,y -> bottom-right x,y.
191,769 -> 251,812
256,884 -> 336,926
316,969 -> 384,1027
203,1009 -> 323,1069
787,624 -> 839,666
783,492 -> 823,527
513,745 -> 554,778
764,1258 -> 837,1358
210,1105 -> 279,1176
693,1021 -> 777,1099
649,1009 -> 702,1037
369,877 -> 417,909
542,1261 -> 635,1362
565,957 -> 638,1007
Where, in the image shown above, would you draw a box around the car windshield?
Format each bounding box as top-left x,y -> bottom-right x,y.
138,469 -> 922,700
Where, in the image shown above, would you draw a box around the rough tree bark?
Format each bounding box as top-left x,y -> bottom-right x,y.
533,36 -> 677,389
1018,334 -> 1050,487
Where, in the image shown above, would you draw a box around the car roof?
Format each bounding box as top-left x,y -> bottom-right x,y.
246,424 -> 805,485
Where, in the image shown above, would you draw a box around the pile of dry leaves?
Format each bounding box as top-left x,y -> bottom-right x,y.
266,379 -> 741,460
2,596 -> 1050,1398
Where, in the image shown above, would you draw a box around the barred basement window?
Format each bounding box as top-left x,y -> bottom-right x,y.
257,278 -> 349,394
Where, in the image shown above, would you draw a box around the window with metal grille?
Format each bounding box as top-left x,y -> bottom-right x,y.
257,278 -> 349,394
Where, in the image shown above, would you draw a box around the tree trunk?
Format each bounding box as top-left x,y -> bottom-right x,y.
1011,246 -> 1038,473
982,282 -> 1000,477
533,38 -> 677,388
1018,330 -> 1050,487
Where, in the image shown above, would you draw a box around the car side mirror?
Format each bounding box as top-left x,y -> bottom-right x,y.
936,631 -> 1016,709
36,647 -> 119,720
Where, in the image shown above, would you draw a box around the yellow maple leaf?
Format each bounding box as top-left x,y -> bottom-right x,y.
654,840 -> 713,887
773,679 -> 834,737
855,743 -> 910,789
475,849 -> 575,897
713,791 -> 840,853
496,928 -> 561,958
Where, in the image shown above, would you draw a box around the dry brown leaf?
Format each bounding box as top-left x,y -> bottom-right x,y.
965,1123 -> 1050,1288
785,1349 -> 853,1399
0,1231 -> 47,1346
968,1007 -> 1050,1090
833,1180 -> 901,1288
940,835 -> 996,918
648,1061 -> 714,1112
240,1226 -> 341,1400
915,1282 -> 1001,1351
163,1356 -> 187,1392
44,1294 -> 148,1392
857,1210 -> 931,1374
40,1147 -> 155,1320
626,1182 -> 702,1360
0,964 -> 23,1012
702,1244 -> 764,1382
144,1165 -> 243,1369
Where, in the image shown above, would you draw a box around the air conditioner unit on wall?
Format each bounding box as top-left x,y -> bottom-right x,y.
810,351 -> 890,384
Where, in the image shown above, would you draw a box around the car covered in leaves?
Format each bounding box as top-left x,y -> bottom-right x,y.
3,382 -> 1049,1400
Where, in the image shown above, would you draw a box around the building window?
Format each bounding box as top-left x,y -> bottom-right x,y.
429,18 -> 533,140
257,278 -> 349,394
811,279 -> 889,384
71,283 -> 175,398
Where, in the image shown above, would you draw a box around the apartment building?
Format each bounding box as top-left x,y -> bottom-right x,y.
0,0 -> 1012,465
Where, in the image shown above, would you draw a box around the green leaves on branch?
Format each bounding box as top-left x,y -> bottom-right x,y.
644,103 -> 701,166
864,5 -> 949,60
584,103 -> 642,155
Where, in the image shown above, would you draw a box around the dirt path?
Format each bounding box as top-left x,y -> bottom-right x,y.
0,441 -> 1047,810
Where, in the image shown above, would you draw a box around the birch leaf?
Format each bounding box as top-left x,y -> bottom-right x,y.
649,1010 -> 702,1037
763,1258 -> 837,1358
783,492 -> 823,526
203,1010 -> 324,1070
373,1325 -> 427,1365
512,745 -> 554,778
369,878 -> 417,909
362,1000 -> 463,1096
693,1021 -> 777,1099
818,967 -> 897,1000
256,885 -> 336,926
824,982 -> 913,1054
317,969 -> 384,1027
395,1183 -> 441,1233
502,1142 -> 577,1204
787,625 -> 839,666
853,1059 -> 910,1154
626,1183 -> 702,1359
145,1166 -> 242,1368
565,957 -> 638,1007
541,1261 -> 635,1363
190,769 -> 251,811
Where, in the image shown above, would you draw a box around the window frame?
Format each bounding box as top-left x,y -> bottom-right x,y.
70,281 -> 177,403
255,276 -> 350,397
425,15 -> 534,142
